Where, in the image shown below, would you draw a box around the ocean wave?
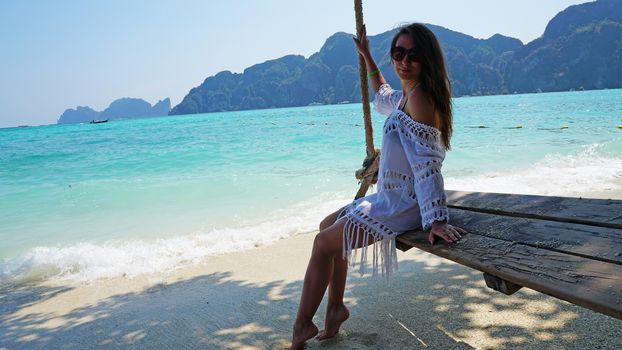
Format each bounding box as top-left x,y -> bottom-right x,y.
4,145 -> 621,284
0,194 -> 351,283
446,145 -> 622,196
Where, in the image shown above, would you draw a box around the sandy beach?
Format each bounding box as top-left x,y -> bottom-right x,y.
2,189 -> 622,350
3,0 -> 622,348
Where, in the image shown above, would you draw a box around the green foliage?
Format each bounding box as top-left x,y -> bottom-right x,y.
170,0 -> 622,115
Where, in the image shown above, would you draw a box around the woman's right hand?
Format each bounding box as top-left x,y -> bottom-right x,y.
429,222 -> 468,245
353,24 -> 371,58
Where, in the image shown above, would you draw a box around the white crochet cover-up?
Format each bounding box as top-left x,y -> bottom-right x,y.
341,83 -> 450,277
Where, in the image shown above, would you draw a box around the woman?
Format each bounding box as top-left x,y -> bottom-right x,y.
289,23 -> 467,349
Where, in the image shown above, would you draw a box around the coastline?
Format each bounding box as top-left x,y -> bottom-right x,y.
2,190 -> 621,349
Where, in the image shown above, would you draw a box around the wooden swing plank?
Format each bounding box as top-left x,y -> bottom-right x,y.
395,191 -> 622,320
446,209 -> 622,265
446,190 -> 622,228
396,228 -> 622,320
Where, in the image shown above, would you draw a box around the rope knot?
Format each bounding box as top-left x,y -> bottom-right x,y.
355,149 -> 381,185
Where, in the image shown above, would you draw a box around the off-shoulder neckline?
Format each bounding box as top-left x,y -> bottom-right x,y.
392,109 -> 442,135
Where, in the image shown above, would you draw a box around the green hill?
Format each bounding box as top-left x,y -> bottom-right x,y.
170,0 -> 622,115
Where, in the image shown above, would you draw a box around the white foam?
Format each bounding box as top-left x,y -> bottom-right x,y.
5,146 -> 621,284
0,193 -> 352,283
446,145 -> 622,196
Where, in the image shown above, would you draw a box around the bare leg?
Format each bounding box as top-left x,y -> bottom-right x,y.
316,253 -> 349,340
289,216 -> 372,349
318,206 -> 350,340
318,206 -> 345,232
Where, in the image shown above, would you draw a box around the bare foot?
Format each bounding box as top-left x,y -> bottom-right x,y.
316,304 -> 350,341
289,321 -> 319,350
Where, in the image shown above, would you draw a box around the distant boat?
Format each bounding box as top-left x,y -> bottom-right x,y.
337,100 -> 350,104
90,119 -> 108,124
308,102 -> 323,106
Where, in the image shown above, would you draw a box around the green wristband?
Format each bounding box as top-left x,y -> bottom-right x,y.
368,69 -> 380,78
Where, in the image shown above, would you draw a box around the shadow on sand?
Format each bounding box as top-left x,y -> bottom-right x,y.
1,256 -> 621,349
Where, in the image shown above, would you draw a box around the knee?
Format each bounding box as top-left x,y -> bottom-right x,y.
312,233 -> 325,253
319,209 -> 342,231
319,217 -> 332,231
312,232 -> 334,257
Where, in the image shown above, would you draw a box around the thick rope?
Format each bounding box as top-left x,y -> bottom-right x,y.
354,149 -> 380,199
354,0 -> 379,199
354,0 -> 374,157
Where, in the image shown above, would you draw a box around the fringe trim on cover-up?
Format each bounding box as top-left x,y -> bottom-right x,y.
341,206 -> 399,278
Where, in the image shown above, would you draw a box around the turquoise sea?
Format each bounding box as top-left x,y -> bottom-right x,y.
1,89 -> 622,282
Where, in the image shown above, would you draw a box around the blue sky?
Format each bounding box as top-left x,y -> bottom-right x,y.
0,0 -> 588,127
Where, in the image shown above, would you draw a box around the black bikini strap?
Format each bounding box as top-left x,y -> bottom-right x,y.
399,82 -> 420,111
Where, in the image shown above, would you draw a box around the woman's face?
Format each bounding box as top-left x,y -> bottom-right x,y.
392,34 -> 421,82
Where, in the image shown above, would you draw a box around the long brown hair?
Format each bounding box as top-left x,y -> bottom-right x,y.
391,23 -> 453,150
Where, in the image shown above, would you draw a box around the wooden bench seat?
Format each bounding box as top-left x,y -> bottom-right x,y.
396,190 -> 622,320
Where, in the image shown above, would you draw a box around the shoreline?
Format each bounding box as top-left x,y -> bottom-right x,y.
3,187 -> 621,286
2,189 -> 622,349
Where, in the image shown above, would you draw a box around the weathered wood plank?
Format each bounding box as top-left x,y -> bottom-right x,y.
396,231 -> 622,320
448,209 -> 622,265
483,272 -> 523,295
446,190 -> 622,228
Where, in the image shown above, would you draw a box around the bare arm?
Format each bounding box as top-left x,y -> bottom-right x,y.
353,24 -> 386,94
404,88 -> 468,244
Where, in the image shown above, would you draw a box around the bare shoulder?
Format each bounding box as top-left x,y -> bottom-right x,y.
404,88 -> 438,129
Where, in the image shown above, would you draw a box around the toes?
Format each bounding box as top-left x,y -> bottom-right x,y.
316,329 -> 338,341
316,331 -> 332,341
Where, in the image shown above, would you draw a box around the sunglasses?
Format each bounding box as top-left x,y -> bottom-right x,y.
391,46 -> 419,62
